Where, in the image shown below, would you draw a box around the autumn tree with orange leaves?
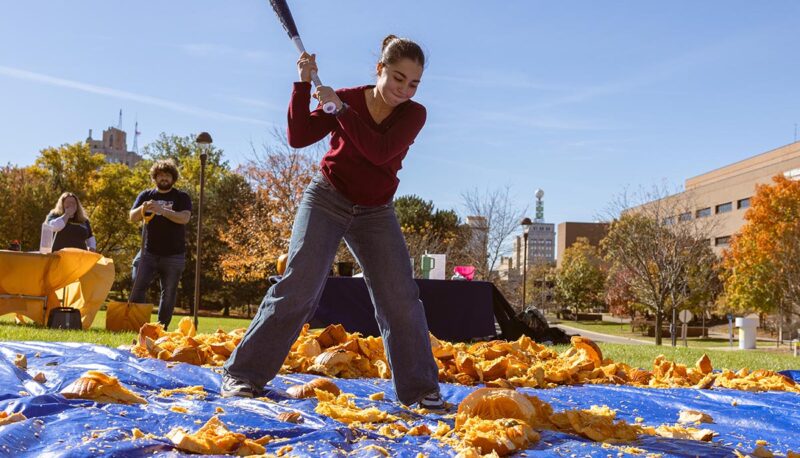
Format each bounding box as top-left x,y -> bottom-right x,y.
219,130 -> 322,283
723,174 -> 800,334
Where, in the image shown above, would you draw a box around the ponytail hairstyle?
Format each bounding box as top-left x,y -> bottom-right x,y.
378,34 -> 426,75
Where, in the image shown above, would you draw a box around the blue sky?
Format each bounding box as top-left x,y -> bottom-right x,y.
2,1 -> 798,227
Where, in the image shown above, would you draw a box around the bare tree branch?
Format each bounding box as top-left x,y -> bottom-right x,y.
460,186 -> 526,282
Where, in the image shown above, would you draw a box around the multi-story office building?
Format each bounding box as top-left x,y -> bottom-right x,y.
513,189 -> 555,269
632,141 -> 800,253
556,222 -> 609,267
514,223 -> 555,266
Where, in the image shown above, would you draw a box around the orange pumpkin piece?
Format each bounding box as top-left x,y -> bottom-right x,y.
458,417 -> 540,456
315,324 -> 348,348
277,412 -> 303,424
170,346 -> 204,365
166,415 -> 265,455
137,322 -> 165,348
276,254 -> 288,275
571,336 -> 603,364
628,369 -> 652,385
307,349 -> 356,376
0,411 -> 27,426
13,354 -> 26,370
549,405 -> 642,443
61,370 -> 147,405
696,354 -> 713,375
455,388 -> 538,429
286,378 -> 341,399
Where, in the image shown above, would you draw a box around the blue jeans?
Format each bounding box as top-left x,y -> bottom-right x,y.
224,173 -> 440,405
130,250 -> 186,329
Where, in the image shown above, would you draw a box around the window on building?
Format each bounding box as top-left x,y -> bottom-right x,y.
715,236 -> 731,247
662,216 -> 676,226
784,168 -> 800,181
678,212 -> 692,222
715,202 -> 732,214
737,198 -> 750,209
696,207 -> 711,218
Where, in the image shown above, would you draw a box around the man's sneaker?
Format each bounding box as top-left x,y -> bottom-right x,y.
417,392 -> 446,410
220,372 -> 261,398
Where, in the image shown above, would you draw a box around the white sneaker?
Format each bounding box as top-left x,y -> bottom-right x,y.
417,392 -> 446,410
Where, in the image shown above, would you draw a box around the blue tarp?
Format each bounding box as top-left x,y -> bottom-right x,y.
0,341 -> 799,457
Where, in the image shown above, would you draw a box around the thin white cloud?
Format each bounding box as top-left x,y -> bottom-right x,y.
226,95 -> 282,110
178,43 -> 270,63
530,34 -> 755,111
478,110 -> 615,131
432,33 -> 753,114
425,72 -> 571,92
0,65 -> 273,126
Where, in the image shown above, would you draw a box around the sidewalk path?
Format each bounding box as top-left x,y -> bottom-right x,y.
555,323 -> 655,345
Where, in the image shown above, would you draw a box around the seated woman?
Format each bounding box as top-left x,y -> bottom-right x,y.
44,192 -> 96,252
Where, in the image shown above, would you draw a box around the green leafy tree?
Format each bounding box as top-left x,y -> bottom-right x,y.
140,133 -> 249,314
555,238 -> 606,313
394,194 -> 464,276
35,142 -> 106,198
603,212 -> 717,345
0,165 -> 54,250
86,162 -> 149,264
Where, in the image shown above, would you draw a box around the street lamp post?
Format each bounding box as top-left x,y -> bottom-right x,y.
194,132 -> 212,330
520,217 -> 532,311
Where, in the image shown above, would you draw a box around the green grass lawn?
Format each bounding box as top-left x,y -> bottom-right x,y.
0,310 -> 254,348
594,343 -> 800,372
555,320 -> 800,370
558,320 -> 740,348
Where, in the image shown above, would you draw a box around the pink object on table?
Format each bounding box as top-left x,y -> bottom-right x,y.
453,265 -> 476,281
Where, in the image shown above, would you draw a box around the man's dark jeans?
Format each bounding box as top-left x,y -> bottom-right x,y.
130,250 -> 185,329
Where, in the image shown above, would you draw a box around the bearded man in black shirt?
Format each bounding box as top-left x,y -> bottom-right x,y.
129,159 -> 192,329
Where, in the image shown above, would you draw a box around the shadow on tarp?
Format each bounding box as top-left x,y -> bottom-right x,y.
0,341 -> 799,457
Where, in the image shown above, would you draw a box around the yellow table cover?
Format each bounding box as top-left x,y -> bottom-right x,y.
0,248 -> 115,328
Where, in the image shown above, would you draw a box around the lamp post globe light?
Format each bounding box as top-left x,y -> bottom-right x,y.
520,217 -> 533,310
193,132 -> 212,330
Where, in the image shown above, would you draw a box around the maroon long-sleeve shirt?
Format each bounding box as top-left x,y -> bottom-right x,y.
287,81 -> 426,206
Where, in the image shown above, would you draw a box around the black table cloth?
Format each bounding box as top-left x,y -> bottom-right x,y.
311,277 -> 497,341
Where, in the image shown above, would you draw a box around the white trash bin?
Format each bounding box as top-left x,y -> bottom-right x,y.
735,316 -> 758,349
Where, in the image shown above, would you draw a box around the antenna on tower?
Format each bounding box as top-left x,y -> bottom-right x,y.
534,189 -> 545,223
133,120 -> 141,154
117,109 -> 123,130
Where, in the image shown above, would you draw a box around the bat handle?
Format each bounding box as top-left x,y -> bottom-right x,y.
292,36 -> 337,114
292,36 -> 307,54
309,72 -> 337,114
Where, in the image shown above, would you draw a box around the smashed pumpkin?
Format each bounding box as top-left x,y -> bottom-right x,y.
166,415 -> 266,456
61,370 -> 147,405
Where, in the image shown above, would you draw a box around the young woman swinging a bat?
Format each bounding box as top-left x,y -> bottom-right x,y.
221,35 -> 445,410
